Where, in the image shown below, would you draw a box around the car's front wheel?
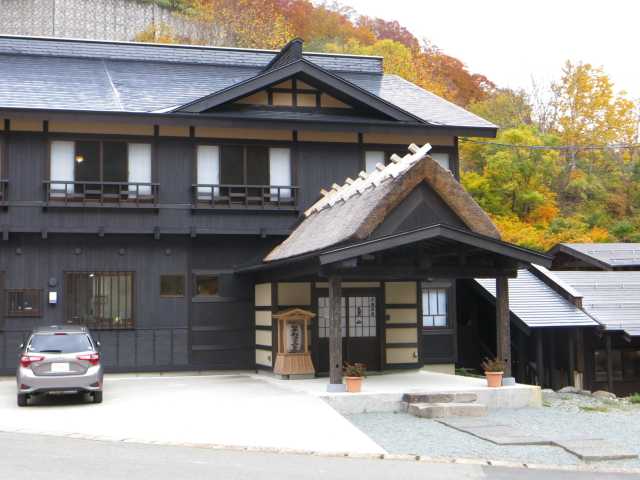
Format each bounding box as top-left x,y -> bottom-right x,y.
17,393 -> 28,407
92,391 -> 103,404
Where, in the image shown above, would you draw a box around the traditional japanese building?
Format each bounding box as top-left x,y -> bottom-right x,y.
0,35 -> 549,379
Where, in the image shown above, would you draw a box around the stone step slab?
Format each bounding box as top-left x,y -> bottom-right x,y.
402,392 -> 478,404
408,402 -> 487,419
555,439 -> 638,462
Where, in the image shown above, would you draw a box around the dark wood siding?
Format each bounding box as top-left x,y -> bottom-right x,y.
0,233 -> 276,373
296,142 -> 361,209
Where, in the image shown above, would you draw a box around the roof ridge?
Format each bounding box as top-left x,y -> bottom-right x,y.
303,143 -> 432,217
0,34 -> 383,60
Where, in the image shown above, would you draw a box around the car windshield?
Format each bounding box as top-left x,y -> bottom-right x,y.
28,333 -> 93,353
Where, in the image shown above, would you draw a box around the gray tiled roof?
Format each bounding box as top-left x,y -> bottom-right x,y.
551,271 -> 640,336
0,36 -> 382,72
0,35 -> 497,130
556,243 -> 640,268
475,269 -> 597,328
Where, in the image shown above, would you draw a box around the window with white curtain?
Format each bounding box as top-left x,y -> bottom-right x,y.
269,147 -> 291,199
421,283 -> 449,328
50,140 -> 152,196
196,145 -> 220,198
128,143 -> 152,196
364,150 -> 385,173
50,140 -> 75,195
196,145 -> 292,201
430,152 -> 451,171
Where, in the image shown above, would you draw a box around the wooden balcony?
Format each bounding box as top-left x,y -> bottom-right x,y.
44,181 -> 159,209
192,184 -> 299,211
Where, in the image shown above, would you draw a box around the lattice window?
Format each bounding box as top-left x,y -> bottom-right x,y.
65,272 -> 133,329
6,289 -> 42,317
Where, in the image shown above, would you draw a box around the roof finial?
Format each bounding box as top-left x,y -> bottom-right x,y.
261,38 -> 304,73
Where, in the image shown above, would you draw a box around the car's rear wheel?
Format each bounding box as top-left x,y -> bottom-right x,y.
92,391 -> 103,404
17,393 -> 28,407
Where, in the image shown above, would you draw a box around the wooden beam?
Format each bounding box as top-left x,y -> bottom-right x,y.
333,265 -> 517,280
495,276 -> 512,377
327,274 -> 344,391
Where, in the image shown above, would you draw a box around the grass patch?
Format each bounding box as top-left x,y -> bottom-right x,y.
579,405 -> 609,413
629,393 -> 640,404
455,367 -> 484,378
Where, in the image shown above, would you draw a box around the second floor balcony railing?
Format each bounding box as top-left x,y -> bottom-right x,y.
192,184 -> 299,210
44,180 -> 159,207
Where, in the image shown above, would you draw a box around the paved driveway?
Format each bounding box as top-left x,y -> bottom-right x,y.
0,373 -> 384,455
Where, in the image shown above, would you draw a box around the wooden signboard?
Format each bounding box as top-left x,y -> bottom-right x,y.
273,308 -> 315,377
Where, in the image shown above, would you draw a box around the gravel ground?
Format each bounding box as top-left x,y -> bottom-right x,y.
347,391 -> 640,467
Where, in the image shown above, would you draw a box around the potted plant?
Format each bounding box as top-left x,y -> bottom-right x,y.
481,357 -> 505,388
343,362 -> 366,393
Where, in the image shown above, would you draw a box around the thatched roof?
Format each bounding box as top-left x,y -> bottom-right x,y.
265,143 -> 500,262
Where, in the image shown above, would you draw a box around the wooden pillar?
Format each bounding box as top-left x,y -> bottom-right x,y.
495,276 -> 512,377
549,328 -> 557,389
575,329 -> 585,389
568,330 -> 576,387
536,329 -> 545,387
606,334 -> 614,393
328,274 -> 344,390
575,329 -> 585,373
516,330 -> 527,383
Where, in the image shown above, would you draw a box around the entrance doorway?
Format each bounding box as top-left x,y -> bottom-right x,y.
315,290 -> 381,372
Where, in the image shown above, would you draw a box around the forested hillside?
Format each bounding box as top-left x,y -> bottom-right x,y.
138,0 -> 640,251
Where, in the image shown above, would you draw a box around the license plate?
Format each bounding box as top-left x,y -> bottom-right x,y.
50,362 -> 70,373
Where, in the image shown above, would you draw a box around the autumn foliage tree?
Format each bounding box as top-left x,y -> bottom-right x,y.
137,0 -> 640,250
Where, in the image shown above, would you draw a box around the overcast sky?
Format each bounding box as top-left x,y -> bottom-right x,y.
340,0 -> 639,100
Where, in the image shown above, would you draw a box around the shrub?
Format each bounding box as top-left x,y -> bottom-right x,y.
629,393 -> 640,404
343,362 -> 366,377
481,357 -> 505,373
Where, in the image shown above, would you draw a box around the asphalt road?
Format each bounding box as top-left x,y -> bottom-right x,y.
0,432 -> 637,480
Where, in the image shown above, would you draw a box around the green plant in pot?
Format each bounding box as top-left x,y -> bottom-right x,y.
343,362 -> 366,393
481,357 -> 505,388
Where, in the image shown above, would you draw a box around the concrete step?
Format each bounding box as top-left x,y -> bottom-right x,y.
408,402 -> 488,419
402,392 -> 478,404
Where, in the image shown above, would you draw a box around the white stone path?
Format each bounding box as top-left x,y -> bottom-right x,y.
0,374 -> 385,455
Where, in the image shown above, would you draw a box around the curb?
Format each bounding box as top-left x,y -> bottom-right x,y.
2,427 -> 640,475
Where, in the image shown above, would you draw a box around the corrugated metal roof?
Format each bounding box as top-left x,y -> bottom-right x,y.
551,271 -> 640,336
475,269 -> 598,328
0,35 -> 498,130
556,243 -> 640,268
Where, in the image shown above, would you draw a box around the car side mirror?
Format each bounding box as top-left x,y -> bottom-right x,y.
18,343 -> 24,351
96,341 -> 101,348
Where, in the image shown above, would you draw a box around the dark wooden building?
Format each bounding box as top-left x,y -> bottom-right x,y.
0,35 -> 547,377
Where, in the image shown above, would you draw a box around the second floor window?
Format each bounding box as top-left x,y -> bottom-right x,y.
50,140 -> 152,196
196,145 -> 291,200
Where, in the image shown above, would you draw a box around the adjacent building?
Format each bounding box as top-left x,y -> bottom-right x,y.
469,244 -> 640,395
